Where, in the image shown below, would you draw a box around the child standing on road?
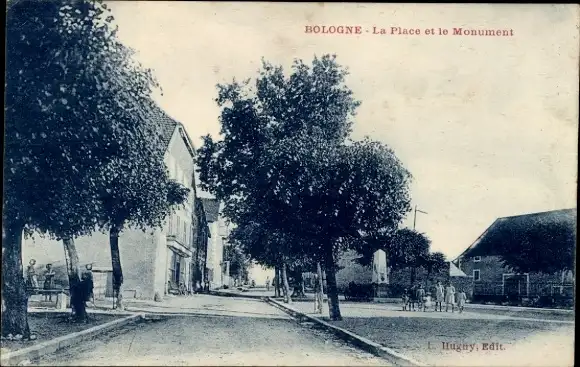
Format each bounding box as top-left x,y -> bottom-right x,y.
416,284 -> 426,312
401,289 -> 410,311
456,289 -> 467,313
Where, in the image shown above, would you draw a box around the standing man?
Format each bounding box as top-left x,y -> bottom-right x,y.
313,273 -> 323,314
265,277 -> 271,292
435,281 -> 444,312
82,264 -> 94,307
43,263 -> 56,302
26,259 -> 39,295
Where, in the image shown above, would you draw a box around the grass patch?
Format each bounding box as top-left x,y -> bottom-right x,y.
1,313 -> 123,354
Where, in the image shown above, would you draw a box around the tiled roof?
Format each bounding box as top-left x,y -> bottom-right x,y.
458,208 -> 577,258
149,106 -> 178,150
201,198 -> 220,223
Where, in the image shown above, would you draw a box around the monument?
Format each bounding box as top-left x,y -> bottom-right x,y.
372,249 -> 389,301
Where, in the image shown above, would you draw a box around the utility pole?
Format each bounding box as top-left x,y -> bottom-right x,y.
413,205 -> 428,230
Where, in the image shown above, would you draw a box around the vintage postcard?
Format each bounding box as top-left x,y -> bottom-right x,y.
2,1 -> 577,367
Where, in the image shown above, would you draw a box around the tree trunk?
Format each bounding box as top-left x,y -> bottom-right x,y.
324,246 -> 342,321
63,238 -> 87,322
410,266 -> 416,286
109,227 -> 124,310
281,263 -> 292,304
1,222 -> 31,339
316,262 -> 324,295
274,265 -> 281,297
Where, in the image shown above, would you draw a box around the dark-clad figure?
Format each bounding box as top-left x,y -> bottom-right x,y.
82,264 -> 94,305
435,281 -> 444,312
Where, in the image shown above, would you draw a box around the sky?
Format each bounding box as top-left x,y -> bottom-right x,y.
106,2 -> 578,259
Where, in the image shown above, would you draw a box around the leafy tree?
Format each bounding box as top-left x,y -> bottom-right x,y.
228,222 -> 308,303
97,151 -> 189,309
420,251 -> 447,283
491,214 -> 576,275
4,0 -> 162,335
197,55 -> 412,320
223,242 -> 251,284
386,229 -> 430,285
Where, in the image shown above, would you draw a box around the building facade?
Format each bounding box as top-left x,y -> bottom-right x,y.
22,108 -> 208,301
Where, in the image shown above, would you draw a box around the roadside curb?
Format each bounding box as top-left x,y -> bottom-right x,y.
464,303 -> 575,315
209,291 -> 327,302
0,313 -> 145,366
265,298 -> 427,367
208,290 -> 268,300
28,308 -> 138,317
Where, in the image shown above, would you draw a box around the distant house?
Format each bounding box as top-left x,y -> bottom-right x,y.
453,208 -> 576,302
200,198 -> 232,289
23,106 -> 209,301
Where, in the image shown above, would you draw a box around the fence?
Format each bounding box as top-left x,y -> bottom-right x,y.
472,280 -> 574,308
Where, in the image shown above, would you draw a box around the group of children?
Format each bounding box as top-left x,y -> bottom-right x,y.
402,281 -> 467,313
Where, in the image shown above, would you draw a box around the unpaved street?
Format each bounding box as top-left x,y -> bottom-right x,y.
34,296 -> 389,366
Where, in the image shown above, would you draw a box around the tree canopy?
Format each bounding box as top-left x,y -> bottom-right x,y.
197,55 -> 412,319
3,0 -> 174,335
497,217 -> 576,274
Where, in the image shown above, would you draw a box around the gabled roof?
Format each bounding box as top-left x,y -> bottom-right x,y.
449,261 -> 467,277
455,208 -> 577,260
201,198 -> 220,223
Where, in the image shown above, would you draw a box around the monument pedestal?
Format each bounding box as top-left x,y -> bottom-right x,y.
373,283 -> 389,302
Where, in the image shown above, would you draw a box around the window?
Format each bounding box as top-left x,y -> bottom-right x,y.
473,269 -> 481,281
473,256 -> 481,262
168,251 -> 177,285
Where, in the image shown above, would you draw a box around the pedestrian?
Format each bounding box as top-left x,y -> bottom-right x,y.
424,291 -> 433,312
401,288 -> 410,311
26,259 -> 39,295
83,264 -> 94,306
416,284 -> 426,312
445,281 -> 456,312
313,273 -> 323,314
43,263 -> 56,302
409,284 -> 418,311
265,276 -> 270,292
195,280 -> 202,294
435,281 -> 444,312
456,289 -> 467,313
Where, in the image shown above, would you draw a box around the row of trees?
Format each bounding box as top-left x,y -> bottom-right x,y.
3,0 -> 188,338
197,55 -> 414,320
